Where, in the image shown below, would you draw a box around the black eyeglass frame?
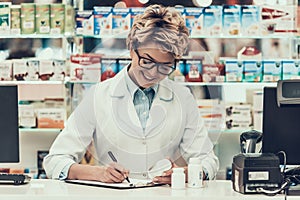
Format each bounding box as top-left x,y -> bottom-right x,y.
134,49 -> 177,75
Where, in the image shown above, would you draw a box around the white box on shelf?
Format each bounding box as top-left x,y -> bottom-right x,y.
225,103 -> 252,117
19,104 -> 36,128
36,108 -> 66,129
39,60 -> 54,81
70,54 -> 102,82
50,59 -> 66,81
25,59 -> 39,81
0,60 -> 12,81
13,59 -> 27,81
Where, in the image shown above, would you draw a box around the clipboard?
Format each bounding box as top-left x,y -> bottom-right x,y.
65,178 -> 165,189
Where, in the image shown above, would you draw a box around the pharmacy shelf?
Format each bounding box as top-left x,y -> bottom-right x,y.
0,81 -> 64,85
178,82 -> 277,87
78,34 -> 298,39
0,34 -> 73,39
19,128 -> 61,133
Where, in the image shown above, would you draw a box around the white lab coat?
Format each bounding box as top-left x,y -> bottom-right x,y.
44,67 -> 219,180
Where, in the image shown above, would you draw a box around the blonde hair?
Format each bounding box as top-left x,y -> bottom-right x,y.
127,5 -> 189,59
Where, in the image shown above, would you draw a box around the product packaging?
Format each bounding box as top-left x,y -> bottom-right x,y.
25,59 -> 39,81
64,5 -> 75,35
50,4 -> 65,34
241,5 -> 260,36
185,59 -> 202,82
35,4 -> 50,34
21,3 -> 35,34
0,2 -> 11,35
130,7 -> 145,27
222,5 -> 241,36
75,10 -> 94,35
39,60 -> 54,81
50,59 -> 66,81
184,7 -> 203,37
243,60 -> 262,82
225,60 -> 243,82
10,5 -> 21,34
93,6 -> 112,36
262,60 -> 282,82
169,60 -> 185,82
101,58 -> 118,81
18,104 -> 36,128
260,5 -> 297,35
36,108 -> 66,129
202,63 -> 225,82
70,54 -> 102,82
203,5 -> 222,36
282,59 -> 300,79
0,60 -> 12,81
13,59 -> 27,80
112,7 -> 131,35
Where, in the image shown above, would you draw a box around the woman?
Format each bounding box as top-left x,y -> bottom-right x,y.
44,4 -> 219,184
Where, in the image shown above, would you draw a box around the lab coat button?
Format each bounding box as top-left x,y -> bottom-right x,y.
143,173 -> 147,177
142,141 -> 146,145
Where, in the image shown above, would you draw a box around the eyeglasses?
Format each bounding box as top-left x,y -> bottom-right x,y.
134,49 -> 176,75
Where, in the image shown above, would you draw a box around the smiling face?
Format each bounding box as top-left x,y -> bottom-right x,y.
128,43 -> 175,88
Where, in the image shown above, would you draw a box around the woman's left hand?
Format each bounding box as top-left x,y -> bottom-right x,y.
152,162 -> 188,184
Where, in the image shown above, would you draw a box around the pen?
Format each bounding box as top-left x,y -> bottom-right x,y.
108,151 -> 130,183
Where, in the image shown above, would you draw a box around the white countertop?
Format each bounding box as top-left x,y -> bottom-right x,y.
0,179 -> 297,200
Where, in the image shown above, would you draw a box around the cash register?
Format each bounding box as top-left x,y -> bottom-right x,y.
232,80 -> 300,195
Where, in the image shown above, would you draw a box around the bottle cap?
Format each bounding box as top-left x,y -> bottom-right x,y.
173,168 -> 184,173
189,157 -> 201,164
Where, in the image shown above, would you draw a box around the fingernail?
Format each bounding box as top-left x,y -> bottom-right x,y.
162,173 -> 167,176
152,178 -> 158,182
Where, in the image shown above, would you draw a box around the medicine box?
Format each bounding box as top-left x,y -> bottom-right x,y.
222,5 -> 241,36
10,5 -> 21,34
203,5 -> 222,36
225,60 -> 243,82
241,5 -> 260,36
0,2 -> 11,35
93,6 -> 112,36
21,3 -> 35,34
260,5 -> 296,35
225,103 -> 252,117
75,10 -> 94,35
243,60 -> 262,82
262,60 -> 281,82
184,7 -> 203,37
0,60 -> 12,81
101,58 -> 118,81
70,54 -> 102,82
202,63 -> 225,82
50,4 -> 65,34
282,59 -> 300,80
18,104 -> 36,128
25,59 -> 39,81
13,59 -> 27,81
112,8 -> 131,35
39,60 -> 54,81
35,4 -> 50,34
36,108 -> 66,129
50,59 -> 66,81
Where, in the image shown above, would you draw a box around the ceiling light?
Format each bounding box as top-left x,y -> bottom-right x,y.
138,0 -> 149,4
193,0 -> 213,7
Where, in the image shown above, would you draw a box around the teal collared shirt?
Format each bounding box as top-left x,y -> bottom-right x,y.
124,66 -> 158,131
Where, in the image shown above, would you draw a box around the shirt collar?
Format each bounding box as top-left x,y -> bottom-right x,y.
125,64 -> 158,97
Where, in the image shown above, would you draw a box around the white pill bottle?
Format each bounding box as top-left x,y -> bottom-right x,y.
171,168 -> 186,189
188,157 -> 203,188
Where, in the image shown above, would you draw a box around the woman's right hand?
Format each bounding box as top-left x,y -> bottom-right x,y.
68,163 -> 129,183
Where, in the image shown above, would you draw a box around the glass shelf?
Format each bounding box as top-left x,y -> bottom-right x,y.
0,34 -> 74,39
177,82 -> 277,87
0,81 -> 64,85
77,33 -> 298,39
19,128 -> 61,133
